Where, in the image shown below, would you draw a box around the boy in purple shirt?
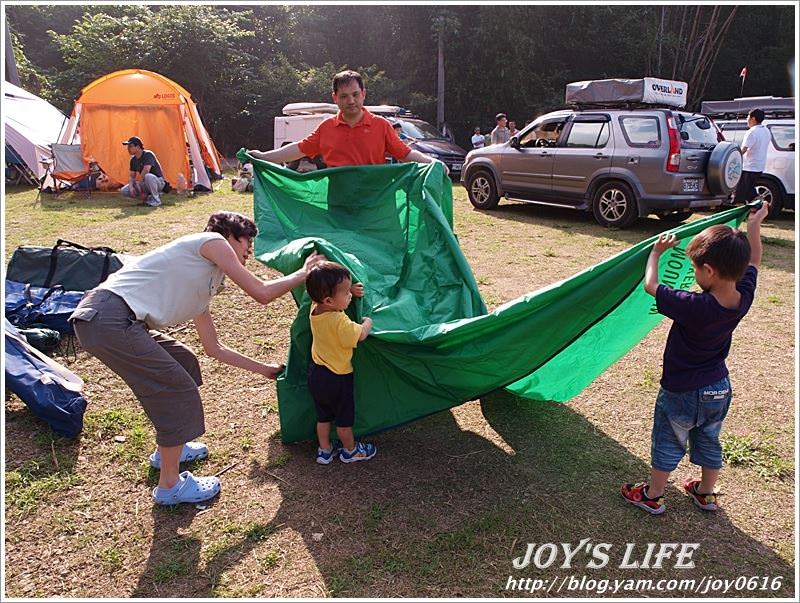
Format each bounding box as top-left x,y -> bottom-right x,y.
621,203 -> 769,515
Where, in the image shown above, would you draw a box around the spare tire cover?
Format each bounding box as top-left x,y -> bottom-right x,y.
706,142 -> 742,195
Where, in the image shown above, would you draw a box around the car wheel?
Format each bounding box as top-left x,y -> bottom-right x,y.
592,181 -> 638,228
755,179 -> 783,218
467,170 -> 500,209
658,211 -> 693,223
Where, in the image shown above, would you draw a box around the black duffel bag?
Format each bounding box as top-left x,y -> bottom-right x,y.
6,239 -> 125,292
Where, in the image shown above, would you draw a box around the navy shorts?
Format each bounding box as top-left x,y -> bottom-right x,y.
307,361 -> 355,428
651,376 -> 732,472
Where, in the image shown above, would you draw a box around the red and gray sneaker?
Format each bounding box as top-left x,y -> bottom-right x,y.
683,478 -> 719,511
621,482 -> 666,515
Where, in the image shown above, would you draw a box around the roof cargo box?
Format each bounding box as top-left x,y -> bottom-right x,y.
566,77 -> 688,108
700,96 -> 795,118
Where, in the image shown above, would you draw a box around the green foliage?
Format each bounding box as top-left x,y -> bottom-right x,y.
6,5 -> 794,153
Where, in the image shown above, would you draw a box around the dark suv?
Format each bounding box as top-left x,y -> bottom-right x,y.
461,107 -> 741,228
393,117 -> 467,178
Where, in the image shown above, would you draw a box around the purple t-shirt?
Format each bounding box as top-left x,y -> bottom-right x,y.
656,265 -> 758,392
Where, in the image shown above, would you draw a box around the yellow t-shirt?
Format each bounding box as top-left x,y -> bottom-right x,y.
309,307 -> 363,375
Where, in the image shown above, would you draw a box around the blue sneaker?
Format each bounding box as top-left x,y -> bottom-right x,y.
316,441 -> 342,465
340,441 -> 377,464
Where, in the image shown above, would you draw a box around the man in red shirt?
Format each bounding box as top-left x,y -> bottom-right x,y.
249,70 -> 446,172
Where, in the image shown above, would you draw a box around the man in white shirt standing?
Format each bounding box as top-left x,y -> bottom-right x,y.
733,108 -> 771,204
470,126 -> 485,149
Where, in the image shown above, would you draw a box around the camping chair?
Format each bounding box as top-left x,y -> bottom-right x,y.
38,144 -> 97,200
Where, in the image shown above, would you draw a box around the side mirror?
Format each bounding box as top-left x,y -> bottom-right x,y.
510,137 -> 520,150
680,131 -> 690,141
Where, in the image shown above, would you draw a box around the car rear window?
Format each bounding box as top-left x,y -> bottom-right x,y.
619,116 -> 661,147
768,124 -> 795,151
678,114 -> 718,146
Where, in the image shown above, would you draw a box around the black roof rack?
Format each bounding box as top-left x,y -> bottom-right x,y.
568,101 -> 680,111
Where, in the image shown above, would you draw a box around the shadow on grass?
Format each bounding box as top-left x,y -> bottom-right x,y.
483,200 -> 795,243
128,391 -> 795,597
33,191 -> 209,217
4,399 -> 83,516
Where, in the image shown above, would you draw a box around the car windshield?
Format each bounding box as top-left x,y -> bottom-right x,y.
768,124 -> 796,151
678,114 -> 718,146
399,120 -> 445,140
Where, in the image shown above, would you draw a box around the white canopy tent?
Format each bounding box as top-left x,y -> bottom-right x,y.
4,82 -> 69,179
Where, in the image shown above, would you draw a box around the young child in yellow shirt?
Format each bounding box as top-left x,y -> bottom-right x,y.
306,261 -> 376,464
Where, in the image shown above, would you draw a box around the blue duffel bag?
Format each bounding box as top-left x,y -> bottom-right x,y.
5,319 -> 87,438
5,280 -> 85,335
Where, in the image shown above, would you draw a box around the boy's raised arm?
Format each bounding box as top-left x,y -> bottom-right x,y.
746,203 -> 769,268
644,232 -> 679,297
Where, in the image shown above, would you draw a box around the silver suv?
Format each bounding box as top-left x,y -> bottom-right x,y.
461,107 -> 741,228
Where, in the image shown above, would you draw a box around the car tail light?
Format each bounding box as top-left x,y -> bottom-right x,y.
666,115 -> 681,172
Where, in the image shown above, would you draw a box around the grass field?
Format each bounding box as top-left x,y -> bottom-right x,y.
3,179 -> 796,598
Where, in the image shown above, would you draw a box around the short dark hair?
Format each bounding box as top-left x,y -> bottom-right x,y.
686,224 -> 750,281
332,70 -> 364,93
748,108 -> 765,123
204,211 -> 257,240
306,261 -> 352,303
496,113 -> 507,122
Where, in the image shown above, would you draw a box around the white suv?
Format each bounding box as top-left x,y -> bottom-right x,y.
702,97 -> 795,217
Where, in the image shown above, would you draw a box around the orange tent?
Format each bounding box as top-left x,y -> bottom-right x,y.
59,69 -> 223,190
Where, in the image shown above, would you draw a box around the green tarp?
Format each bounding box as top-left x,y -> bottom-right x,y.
238,149 -> 750,443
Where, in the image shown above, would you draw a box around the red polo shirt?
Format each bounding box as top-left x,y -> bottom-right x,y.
297,109 -> 412,167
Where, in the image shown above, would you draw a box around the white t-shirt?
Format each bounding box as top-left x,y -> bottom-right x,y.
99,232 -> 226,329
741,124 -> 771,172
471,134 -> 485,149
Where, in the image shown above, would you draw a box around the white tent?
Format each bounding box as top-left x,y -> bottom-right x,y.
4,82 -> 69,179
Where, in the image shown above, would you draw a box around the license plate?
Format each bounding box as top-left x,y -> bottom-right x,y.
451,162 -> 463,171
682,178 -> 703,193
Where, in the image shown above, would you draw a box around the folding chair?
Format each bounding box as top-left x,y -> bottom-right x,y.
38,144 -> 95,200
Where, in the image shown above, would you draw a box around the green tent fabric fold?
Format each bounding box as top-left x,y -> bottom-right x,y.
237,149 -> 750,443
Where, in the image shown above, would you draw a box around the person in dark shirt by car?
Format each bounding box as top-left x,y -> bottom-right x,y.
121,136 -> 166,208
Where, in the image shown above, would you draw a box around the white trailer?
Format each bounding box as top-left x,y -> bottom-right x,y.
273,102 -> 403,150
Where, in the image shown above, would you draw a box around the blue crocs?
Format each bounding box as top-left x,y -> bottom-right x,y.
149,442 -> 209,469
340,441 -> 377,464
152,471 -> 220,505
